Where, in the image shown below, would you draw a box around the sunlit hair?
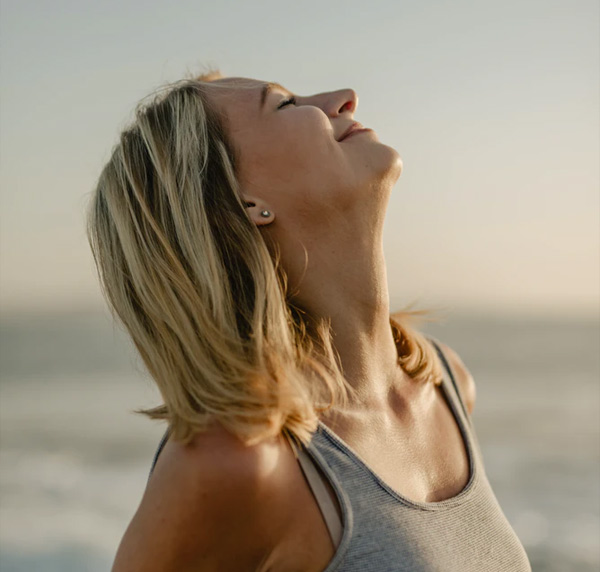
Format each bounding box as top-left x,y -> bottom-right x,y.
86,67 -> 444,453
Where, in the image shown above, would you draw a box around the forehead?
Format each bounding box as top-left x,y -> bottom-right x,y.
202,76 -> 289,117
209,76 -> 262,89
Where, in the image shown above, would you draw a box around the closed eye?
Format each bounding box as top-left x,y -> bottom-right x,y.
277,96 -> 297,109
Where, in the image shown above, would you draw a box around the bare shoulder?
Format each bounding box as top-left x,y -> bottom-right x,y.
112,421 -> 293,571
433,340 -> 477,415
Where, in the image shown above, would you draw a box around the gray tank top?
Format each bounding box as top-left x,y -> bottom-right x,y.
147,336 -> 531,571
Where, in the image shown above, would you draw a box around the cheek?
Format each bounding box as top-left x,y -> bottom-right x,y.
280,112 -> 344,184
274,114 -> 329,161
240,111 -> 351,211
248,116 -> 336,181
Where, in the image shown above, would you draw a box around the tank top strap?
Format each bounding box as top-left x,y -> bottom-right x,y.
426,335 -> 472,424
147,426 -> 170,483
297,446 -> 344,548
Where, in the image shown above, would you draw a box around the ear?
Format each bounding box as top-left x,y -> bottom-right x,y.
243,197 -> 274,226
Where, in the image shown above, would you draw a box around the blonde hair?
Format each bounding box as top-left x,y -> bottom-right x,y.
86,68 -> 444,453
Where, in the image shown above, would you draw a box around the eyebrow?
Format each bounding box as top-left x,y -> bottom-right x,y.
260,82 -> 291,110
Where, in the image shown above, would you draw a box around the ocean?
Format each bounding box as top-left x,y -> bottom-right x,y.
0,309 -> 598,571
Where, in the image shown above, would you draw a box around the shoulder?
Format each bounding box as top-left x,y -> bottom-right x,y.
432,339 -> 477,415
112,421 -> 294,571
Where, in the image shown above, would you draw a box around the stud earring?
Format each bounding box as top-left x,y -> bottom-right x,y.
260,210 -> 271,218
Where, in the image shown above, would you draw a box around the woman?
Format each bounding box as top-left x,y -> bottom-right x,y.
87,70 -> 531,571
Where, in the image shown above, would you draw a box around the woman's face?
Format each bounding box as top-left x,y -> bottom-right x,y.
204,76 -> 403,236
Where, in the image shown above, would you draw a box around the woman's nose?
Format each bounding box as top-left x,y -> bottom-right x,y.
335,89 -> 358,115
301,88 -> 358,117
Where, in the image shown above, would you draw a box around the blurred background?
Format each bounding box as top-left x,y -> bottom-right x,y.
0,0 -> 598,570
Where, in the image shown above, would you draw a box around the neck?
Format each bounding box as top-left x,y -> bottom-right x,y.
289,228 -> 410,413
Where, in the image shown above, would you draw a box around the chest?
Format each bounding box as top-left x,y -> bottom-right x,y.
321,384 -> 472,505
265,385 -> 474,572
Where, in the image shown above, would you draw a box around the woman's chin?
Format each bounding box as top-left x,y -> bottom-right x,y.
373,143 -> 403,182
391,151 -> 403,178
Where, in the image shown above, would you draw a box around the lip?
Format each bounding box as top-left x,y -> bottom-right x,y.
339,121 -> 368,141
341,127 -> 373,141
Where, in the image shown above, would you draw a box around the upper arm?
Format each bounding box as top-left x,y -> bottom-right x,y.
112,425 -> 290,571
435,341 -> 476,416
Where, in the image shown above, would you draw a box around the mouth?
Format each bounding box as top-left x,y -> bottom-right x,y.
338,121 -> 371,141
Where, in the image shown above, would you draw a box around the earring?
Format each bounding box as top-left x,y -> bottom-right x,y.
260,210 -> 271,218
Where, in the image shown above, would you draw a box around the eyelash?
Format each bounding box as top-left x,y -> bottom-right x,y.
277,96 -> 297,109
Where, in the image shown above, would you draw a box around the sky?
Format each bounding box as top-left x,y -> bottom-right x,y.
0,0 -> 598,317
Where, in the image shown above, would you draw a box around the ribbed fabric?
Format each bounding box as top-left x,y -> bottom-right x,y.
147,336 -> 531,571
299,337 -> 532,571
